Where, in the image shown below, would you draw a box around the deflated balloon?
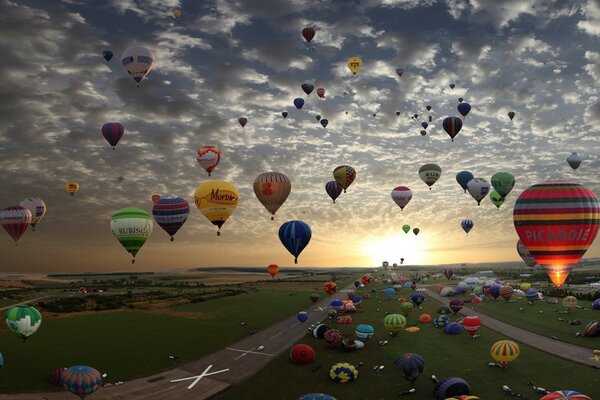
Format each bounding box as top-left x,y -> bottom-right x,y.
194,181 -> 239,235
333,165 -> 356,193
121,46 -> 154,86
467,178 -> 491,205
391,186 -> 412,211
253,172 -> 291,220
456,171 -> 474,193
279,220 -> 312,264
110,207 -> 153,263
325,181 -> 343,204
196,146 -> 221,176
419,164 -> 442,190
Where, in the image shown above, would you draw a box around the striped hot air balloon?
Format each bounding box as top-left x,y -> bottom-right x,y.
394,353 -> 424,383
196,146 -> 221,176
391,186 -> 412,211
442,116 -> 463,141
101,122 -> 124,150
110,207 -> 153,263
583,320 -> 600,337
462,316 -> 481,337
253,172 -> 291,220
62,365 -> 102,399
490,340 -> 520,367
152,196 -> 189,241
0,206 -> 32,244
540,391 -> 591,400
325,181 -> 343,204
513,181 -> 599,286
279,220 -> 311,264
384,314 -> 406,335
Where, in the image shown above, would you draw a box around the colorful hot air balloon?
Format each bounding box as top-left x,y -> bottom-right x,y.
540,391 -> 591,400
396,67 -> 405,77
325,181 -> 343,204
394,353 -> 424,383
4,305 -> 42,342
323,282 -> 337,296
513,181 -> 599,286
238,117 -> 248,128
462,316 -> 481,338
456,171 -> 474,193
490,340 -> 520,368
508,111 -> 515,121
413,228 -> 420,236
499,285 -> 513,300
194,181 -> 239,236
461,219 -> 474,235
567,152 -> 582,170
301,80 -> 315,96
402,224 -> 410,234
333,165 -> 356,193
435,377 -> 470,400
293,98 -> 304,109
110,208 -> 153,263
121,46 -> 154,86
419,164 -> 442,190
384,314 -> 406,336
457,103 -> 471,118
290,344 -> 314,363
467,178 -> 490,205
66,182 -> 79,196
101,123 -> 124,150
491,172 -> 515,199
0,206 -> 32,244
302,27 -> 316,43
20,198 -> 46,231
391,186 -> 412,211
196,146 -> 221,176
151,194 -> 161,203
152,196 -> 189,241
316,87 -> 325,98
449,298 -> 464,314
102,50 -> 113,62
490,191 -> 504,209
442,117 -> 463,141
330,363 -> 358,383
347,57 -> 362,75
516,239 -> 537,267
62,365 -> 102,399
279,220 -> 311,264
267,264 -> 280,278
253,172 -> 291,220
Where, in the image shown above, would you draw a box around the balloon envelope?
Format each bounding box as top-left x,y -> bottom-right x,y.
253,172 -> 291,219
101,122 -> 125,149
301,80 -> 315,96
302,27 -> 315,42
456,171 -> 474,193
391,186 -> 412,210
19,198 -> 46,231
516,240 -> 536,267
121,46 -> 154,85
194,181 -> 239,235
62,365 -> 102,399
457,103 -> 471,117
1,206 -> 32,243
467,178 -> 491,205
333,165 -> 356,192
279,220 -> 312,264
4,305 -> 42,341
152,197 -> 189,241
110,207 -> 153,262
567,152 -> 582,170
347,57 -> 362,75
489,191 -> 504,209
442,117 -> 462,141
419,164 -> 442,189
196,146 -> 221,176
102,50 -> 113,61
325,181 -> 343,204
491,172 -> 515,199
293,98 -> 304,109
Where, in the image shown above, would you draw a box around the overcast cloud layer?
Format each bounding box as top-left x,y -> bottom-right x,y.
0,0 -> 599,272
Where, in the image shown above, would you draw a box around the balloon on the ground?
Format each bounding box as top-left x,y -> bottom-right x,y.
462,316 -> 481,337
62,365 -> 102,399
196,146 -> 221,176
419,164 -> 442,189
563,296 -> 578,312
324,329 -> 343,348
325,181 -> 343,204
449,298 -> 464,313
333,165 -> 356,193
279,220 -> 312,264
391,186 -> 412,211
310,293 -> 320,303
419,313 -> 432,323
394,353 -> 424,383
5,305 -> 42,342
467,178 -> 491,205
434,315 -> 450,328
313,323 -> 331,339
101,122 -> 124,150
400,301 -> 414,316
324,282 -> 337,296
20,198 -> 46,231
384,314 -> 406,335
355,324 -> 374,340
567,152 -> 582,170
525,289 -> 539,302
491,172 -> 515,199
152,197 -> 189,241
121,46 -> 154,85
540,391 -> 591,400
435,377 -> 470,399
411,292 -> 425,306
298,394 -> 337,400
445,269 -> 454,280
194,181 -> 239,236
253,172 -> 291,220
445,322 -> 463,335
338,315 -> 352,324
499,285 -> 513,300
330,362 -> 358,383
592,299 -> 600,310
1,206 -> 32,243
583,320 -> 600,337
290,344 -> 315,363
110,207 -> 153,263
267,264 -> 280,278
347,57 -> 362,75
490,340 -> 520,367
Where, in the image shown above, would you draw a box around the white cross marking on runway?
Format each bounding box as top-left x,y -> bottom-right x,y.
170,365 -> 230,390
226,347 -> 274,360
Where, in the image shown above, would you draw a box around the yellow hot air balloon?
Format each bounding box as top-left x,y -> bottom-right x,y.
347,57 -> 362,75
65,182 -> 79,196
253,172 -> 291,220
519,282 -> 531,292
172,9 -> 182,18
194,181 -> 239,235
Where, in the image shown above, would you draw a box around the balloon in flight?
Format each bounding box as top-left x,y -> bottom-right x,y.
508,111 -> 515,121
101,122 -> 124,150
467,178 -> 491,205
253,172 -> 291,220
196,146 -> 221,176
102,50 -> 113,62
317,87 -> 325,98
66,182 -> 79,196
0,206 -> 32,244
279,220 -> 312,264
110,207 -> 153,263
456,171 -> 474,193
491,172 -> 515,199
461,219 -> 474,235
333,165 -> 356,193
347,57 -> 362,75
4,305 -> 42,342
391,186 -> 412,211
457,103 -> 471,118
238,117 -> 248,128
402,224 -> 410,234
194,181 -> 239,236
121,46 -> 154,86
152,196 -> 189,241
567,152 -> 582,170
419,164 -> 442,190
267,264 -> 280,278
442,117 -> 462,142
19,198 -> 46,231
325,181 -> 343,204
489,191 -> 504,209
302,27 -> 315,42
293,98 -> 304,109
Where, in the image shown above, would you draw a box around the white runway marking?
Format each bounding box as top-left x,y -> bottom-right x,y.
290,322 -> 299,327
269,332 -> 283,340
226,347 -> 274,360
170,365 -> 229,390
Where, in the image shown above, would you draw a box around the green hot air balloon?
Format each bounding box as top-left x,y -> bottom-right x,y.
402,224 -> 411,234
110,207 -> 153,264
5,305 -> 42,342
491,172 -> 515,199
490,190 -> 504,209
418,164 -> 442,190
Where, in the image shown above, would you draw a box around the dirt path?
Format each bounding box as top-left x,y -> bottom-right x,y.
0,296 -> 50,311
426,289 -> 600,368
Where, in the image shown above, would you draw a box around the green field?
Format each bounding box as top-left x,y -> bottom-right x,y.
215,280 -> 600,400
0,289 -> 313,392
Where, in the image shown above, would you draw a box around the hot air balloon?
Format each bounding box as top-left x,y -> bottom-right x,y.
282,111 -> 288,118
102,50 -> 113,62
151,194 -> 161,203
449,83 -> 456,89
490,191 -> 504,209
62,365 -> 102,399
491,172 -> 515,199
421,122 -> 428,129
516,240 -> 536,267
396,68 -> 405,77
121,46 -> 154,86
394,353 -> 424,383
419,164 -> 442,190
411,292 -> 425,306
330,363 -> 358,383
316,87 -> 325,98
196,146 -> 221,176
583,321 -> 600,337
19,198 -> 46,231
449,298 -> 464,314
0,206 -> 31,244
462,316 -> 481,338
324,328 -> 342,348
320,119 -> 329,128
355,324 -> 374,340
445,322 -> 463,335
400,301 -> 414,316
325,181 -> 343,204
444,269 -> 454,280
540,391 -> 591,400
238,117 -> 248,128
302,27 -> 315,42
290,343 -> 314,364
333,165 -> 356,193
413,228 -> 420,236
457,103 -> 471,118
253,172 -> 291,220
172,9 -> 182,18
467,178 -> 490,205
563,295 -> 578,312
420,130 -> 427,136
396,111 -> 401,116
458,97 -> 463,103
324,282 -> 337,296
4,305 -> 42,342
508,111 -> 515,121
435,377 -> 470,400
194,181 -> 239,236
50,368 -> 66,386
442,117 -> 463,141
461,219 -> 474,235
310,293 -> 320,303
316,115 -> 321,121
110,208 -> 153,263
279,220 -> 311,264
391,186 -> 412,211
347,57 -> 362,75
301,80 -> 315,96
567,152 -> 582,170
456,171 -> 474,193
152,196 -> 189,241
499,285 -> 513,300
101,123 -> 124,150
513,181 -> 599,286
66,182 -> 79,196
525,289 -> 538,302
402,224 -> 410,234
293,98 -> 304,109
267,264 -> 280,278
490,340 -> 520,368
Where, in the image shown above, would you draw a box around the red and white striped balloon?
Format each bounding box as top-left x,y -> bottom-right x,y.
1,206 -> 32,243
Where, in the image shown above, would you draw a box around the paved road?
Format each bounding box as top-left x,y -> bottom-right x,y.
0,290 -> 344,400
0,296 -> 50,311
426,289 -> 600,368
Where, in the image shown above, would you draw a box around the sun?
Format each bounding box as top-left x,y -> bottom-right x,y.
362,233 -> 429,266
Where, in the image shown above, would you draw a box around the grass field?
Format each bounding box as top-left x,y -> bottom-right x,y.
0,289 -> 313,393
215,277 -> 600,400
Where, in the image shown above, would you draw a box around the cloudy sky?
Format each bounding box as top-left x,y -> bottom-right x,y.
0,0 -> 599,272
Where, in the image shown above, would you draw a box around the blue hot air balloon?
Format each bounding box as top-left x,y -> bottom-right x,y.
297,311 -> 309,322
320,119 -> 329,128
384,287 -> 395,298
457,103 -> 471,118
394,353 -> 425,383
294,98 -> 305,110
102,50 -> 113,62
279,220 -> 311,264
461,219 -> 474,235
152,196 -> 190,241
421,122 -> 428,129
410,292 -> 425,306
456,171 -> 474,193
